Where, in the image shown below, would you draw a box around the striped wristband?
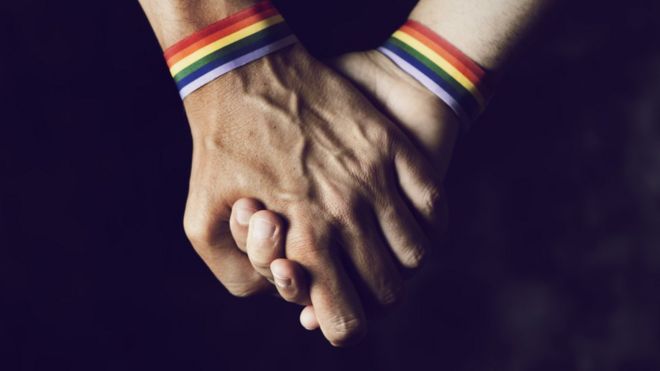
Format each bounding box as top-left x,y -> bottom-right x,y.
378,20 -> 489,128
164,1 -> 297,99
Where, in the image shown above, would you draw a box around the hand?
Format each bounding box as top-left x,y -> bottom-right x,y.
331,50 -> 460,176
182,44 -> 442,346
227,49 -> 460,330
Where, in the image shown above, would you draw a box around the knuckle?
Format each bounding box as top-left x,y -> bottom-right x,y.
321,186 -> 360,220
400,245 -> 427,269
183,213 -> 216,246
421,185 -> 443,217
335,201 -> 363,224
355,119 -> 393,156
327,316 -> 366,347
224,282 -> 261,298
361,154 -> 384,178
324,193 -> 371,227
371,125 -> 394,154
330,199 -> 354,221
357,154 -> 389,189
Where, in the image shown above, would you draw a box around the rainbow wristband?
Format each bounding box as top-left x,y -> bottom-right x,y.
378,20 -> 489,128
164,1 -> 297,99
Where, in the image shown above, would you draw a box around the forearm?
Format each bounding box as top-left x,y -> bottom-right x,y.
409,0 -> 550,69
138,0 -> 258,49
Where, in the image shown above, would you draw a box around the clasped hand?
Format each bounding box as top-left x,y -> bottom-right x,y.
182,43 -> 458,346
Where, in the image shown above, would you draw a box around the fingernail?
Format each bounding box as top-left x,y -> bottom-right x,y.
235,208 -> 254,226
273,272 -> 291,289
252,218 -> 276,240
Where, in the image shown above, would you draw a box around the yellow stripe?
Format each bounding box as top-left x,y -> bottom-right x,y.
393,30 -> 485,107
169,14 -> 285,77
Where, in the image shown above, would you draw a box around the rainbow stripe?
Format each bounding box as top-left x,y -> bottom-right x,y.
378,20 -> 488,126
164,1 -> 297,99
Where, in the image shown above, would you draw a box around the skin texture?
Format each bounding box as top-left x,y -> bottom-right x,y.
139,0 -> 549,345
182,45 -> 444,346
139,0 -> 445,346
229,0 -> 550,333
228,50 -> 457,328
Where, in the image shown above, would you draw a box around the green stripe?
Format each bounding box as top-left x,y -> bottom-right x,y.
389,36 -> 475,104
173,22 -> 291,83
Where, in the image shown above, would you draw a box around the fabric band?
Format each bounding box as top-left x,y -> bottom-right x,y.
378,20 -> 489,128
164,1 -> 297,99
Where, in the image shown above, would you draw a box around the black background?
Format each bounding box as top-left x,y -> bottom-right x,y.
1,0 -> 659,370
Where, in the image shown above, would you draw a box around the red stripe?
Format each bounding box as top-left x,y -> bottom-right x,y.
165,8 -> 278,66
399,25 -> 480,86
163,1 -> 273,60
405,20 -> 485,80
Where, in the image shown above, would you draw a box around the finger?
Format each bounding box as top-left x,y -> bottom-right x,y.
393,141 -> 448,237
246,210 -> 286,281
286,218 -> 366,347
300,305 -> 319,330
375,189 -> 432,270
229,198 -> 263,253
338,209 -> 405,308
270,258 -> 311,305
184,199 -> 271,297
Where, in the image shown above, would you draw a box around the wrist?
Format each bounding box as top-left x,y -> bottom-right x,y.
331,49 -> 459,170
409,5 -> 496,69
183,43 -> 310,138
409,0 -> 548,70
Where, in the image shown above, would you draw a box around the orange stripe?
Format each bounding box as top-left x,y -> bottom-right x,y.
166,8 -> 277,67
405,20 -> 485,79
163,1 -> 273,59
400,24 -> 482,86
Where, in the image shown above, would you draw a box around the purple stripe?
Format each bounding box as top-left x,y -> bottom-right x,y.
378,47 -> 470,124
179,35 -> 298,99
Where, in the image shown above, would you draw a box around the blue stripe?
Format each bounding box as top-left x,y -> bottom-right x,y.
176,24 -> 291,91
382,39 -> 479,118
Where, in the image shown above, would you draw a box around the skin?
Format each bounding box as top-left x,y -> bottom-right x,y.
229,0 -> 550,332
138,0 -> 446,346
229,51 -> 455,329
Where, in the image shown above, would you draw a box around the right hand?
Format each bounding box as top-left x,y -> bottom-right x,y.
228,48 -> 462,332
182,44 -> 443,346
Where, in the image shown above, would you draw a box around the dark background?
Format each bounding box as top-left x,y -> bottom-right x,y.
1,0 -> 659,370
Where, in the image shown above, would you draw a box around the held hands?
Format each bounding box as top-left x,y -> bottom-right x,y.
181,44 -> 452,346
140,0 -> 543,349
214,46 -> 458,343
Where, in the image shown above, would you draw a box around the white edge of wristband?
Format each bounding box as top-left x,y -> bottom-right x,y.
377,46 -> 471,127
179,34 -> 299,99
